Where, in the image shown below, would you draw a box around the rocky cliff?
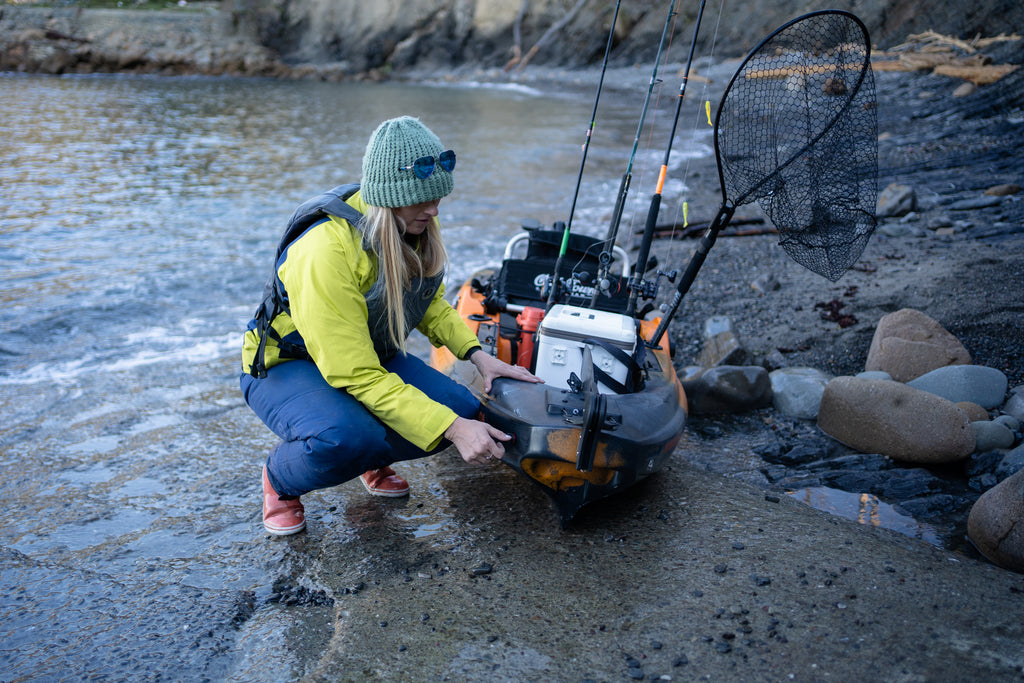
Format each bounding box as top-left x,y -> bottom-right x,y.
225,0 -> 1024,72
2,0 -> 1022,78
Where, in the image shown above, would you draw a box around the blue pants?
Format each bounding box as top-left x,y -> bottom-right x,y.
240,354 -> 480,497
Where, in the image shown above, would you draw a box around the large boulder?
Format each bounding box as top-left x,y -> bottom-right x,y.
967,467 -> 1024,574
865,309 -> 971,382
817,376 -> 975,464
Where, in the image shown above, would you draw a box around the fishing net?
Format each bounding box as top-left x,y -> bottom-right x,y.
715,10 -> 878,282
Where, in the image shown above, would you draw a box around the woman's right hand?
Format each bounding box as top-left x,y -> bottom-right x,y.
444,416 -> 511,465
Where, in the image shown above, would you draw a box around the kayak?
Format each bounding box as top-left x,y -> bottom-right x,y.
431,223 -> 687,525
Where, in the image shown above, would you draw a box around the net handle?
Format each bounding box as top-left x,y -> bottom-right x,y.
711,9 -> 874,208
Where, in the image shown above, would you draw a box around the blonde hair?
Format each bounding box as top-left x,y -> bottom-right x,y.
361,204 -> 448,354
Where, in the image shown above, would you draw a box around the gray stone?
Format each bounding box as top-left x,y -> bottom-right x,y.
907,365 -> 1008,410
925,214 -> 954,230
696,330 -> 748,368
972,421 -> 1016,452
762,350 -> 790,372
876,183 -> 916,218
865,309 -> 971,382
682,365 -> 772,415
948,195 -> 1002,211
751,272 -> 780,295
703,315 -> 733,339
769,367 -> 832,420
993,414 -> 1021,433
856,370 -> 892,381
996,444 -> 1024,481
877,221 -> 916,238
967,467 -> 1024,573
817,377 -> 975,464
1002,391 -> 1024,422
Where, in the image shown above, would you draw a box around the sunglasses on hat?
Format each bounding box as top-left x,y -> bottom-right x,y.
399,149 -> 456,179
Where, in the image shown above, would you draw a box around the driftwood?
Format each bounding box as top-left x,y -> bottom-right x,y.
871,31 -> 1021,85
505,0 -> 591,72
504,1 -> 530,71
640,216 -> 772,240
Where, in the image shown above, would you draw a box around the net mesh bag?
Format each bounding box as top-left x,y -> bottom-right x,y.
715,10 -> 878,282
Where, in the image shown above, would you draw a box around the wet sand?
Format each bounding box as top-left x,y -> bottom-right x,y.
244,442 -> 1024,681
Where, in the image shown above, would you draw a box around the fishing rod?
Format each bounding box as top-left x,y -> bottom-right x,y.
590,0 -> 680,307
625,0 -> 709,318
545,0 -> 622,310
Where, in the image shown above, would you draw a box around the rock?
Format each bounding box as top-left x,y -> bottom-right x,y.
993,415 -> 1021,433
956,401 -> 989,422
856,370 -> 893,381
925,214 -> 954,230
907,365 -> 1008,409
817,377 -> 975,464
1002,389 -> 1024,422
865,309 -> 972,382
751,272 -> 780,295
762,350 -> 790,372
896,494 -> 963,518
952,81 -> 977,97
703,316 -> 734,339
769,367 -> 832,420
948,195 -> 1002,211
966,451 -> 1005,478
697,330 -> 748,368
985,183 -> 1021,197
876,183 -> 916,218
682,366 -> 772,415
995,444 -> 1024,481
967,467 -> 1024,573
972,421 -> 1016,452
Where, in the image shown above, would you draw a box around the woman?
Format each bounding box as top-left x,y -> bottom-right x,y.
241,116 -> 540,535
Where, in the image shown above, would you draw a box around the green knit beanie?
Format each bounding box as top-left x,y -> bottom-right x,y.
361,116 -> 454,208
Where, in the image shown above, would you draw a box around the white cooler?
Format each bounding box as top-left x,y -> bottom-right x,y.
534,304 -> 636,394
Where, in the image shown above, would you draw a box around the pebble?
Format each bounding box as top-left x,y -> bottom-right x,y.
985,183 -> 1021,196
769,367 -> 831,420
972,421 -> 1016,452
471,563 -> 493,576
994,415 -> 1021,432
947,195 -> 1003,211
697,330 -> 748,367
751,272 -> 780,294
908,365 -> 1008,409
876,182 -> 916,217
1002,389 -> 1024,422
856,370 -> 892,381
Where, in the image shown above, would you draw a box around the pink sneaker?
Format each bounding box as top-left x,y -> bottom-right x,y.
262,466 -> 305,535
360,466 -> 410,497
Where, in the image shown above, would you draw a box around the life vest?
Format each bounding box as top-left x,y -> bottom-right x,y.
248,184 -> 444,378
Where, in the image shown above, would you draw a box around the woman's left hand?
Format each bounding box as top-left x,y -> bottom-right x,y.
469,350 -> 543,393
